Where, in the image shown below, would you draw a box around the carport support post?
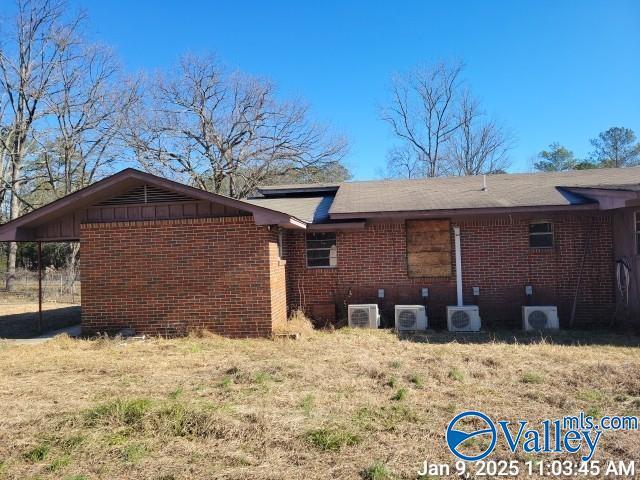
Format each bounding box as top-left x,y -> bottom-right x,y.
37,241 -> 43,334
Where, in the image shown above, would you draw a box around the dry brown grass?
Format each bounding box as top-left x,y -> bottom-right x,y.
272,308 -> 315,337
0,330 -> 639,479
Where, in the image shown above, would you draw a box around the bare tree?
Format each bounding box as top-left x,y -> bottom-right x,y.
383,145 -> 428,179
38,43 -> 136,196
29,43 -> 136,290
126,55 -> 348,198
445,93 -> 512,175
380,61 -> 464,178
0,0 -> 83,290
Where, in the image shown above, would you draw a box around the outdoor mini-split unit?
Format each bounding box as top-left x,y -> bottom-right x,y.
346,303 -> 559,331
394,305 -> 428,332
346,229 -> 560,333
522,306 -> 559,330
347,304 -> 380,329
446,305 -> 481,332
446,226 -> 482,332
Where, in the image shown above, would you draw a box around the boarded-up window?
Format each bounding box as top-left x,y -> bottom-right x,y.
406,219 -> 452,277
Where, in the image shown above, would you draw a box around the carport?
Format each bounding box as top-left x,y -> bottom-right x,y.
0,169 -> 306,337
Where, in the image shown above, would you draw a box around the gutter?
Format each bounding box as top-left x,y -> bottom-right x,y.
328,203 -> 599,221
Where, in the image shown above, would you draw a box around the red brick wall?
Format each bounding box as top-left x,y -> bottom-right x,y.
268,234 -> 288,325
285,213 -> 615,329
81,217 -> 284,337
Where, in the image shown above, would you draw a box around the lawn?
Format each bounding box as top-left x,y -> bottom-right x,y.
0,329 -> 639,479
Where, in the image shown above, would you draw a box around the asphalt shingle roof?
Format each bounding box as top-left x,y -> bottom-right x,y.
247,166 -> 640,224
245,195 -> 334,223
329,167 -> 640,215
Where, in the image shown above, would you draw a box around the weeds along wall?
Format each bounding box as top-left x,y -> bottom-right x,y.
81,216 -> 286,337
284,213 -> 615,329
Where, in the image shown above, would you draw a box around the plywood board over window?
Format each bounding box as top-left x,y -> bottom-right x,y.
406,219 -> 452,277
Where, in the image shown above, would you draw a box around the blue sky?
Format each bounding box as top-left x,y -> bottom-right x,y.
72,0 -> 639,180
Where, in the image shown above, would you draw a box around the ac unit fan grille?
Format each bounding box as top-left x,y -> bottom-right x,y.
350,309 -> 370,328
451,310 -> 471,329
398,310 -> 417,329
528,310 -> 548,329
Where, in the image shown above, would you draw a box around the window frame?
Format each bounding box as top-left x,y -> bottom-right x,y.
305,232 -> 337,269
529,220 -> 554,249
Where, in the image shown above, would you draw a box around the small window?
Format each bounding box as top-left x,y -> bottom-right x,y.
306,232 -> 337,268
635,213 -> 640,254
529,221 -> 554,248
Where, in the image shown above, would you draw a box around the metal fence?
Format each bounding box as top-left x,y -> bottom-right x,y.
1,268 -> 81,304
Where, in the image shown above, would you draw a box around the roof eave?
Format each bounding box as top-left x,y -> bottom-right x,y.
560,186 -> 640,210
328,203 -> 599,220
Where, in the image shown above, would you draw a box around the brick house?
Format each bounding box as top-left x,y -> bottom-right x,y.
1,167 -> 639,336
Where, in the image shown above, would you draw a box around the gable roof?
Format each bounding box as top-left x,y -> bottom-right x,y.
0,168 -> 306,241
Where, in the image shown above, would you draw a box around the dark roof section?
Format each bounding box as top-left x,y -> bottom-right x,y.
0,168 -> 307,241
329,167 -> 640,217
246,195 -> 334,224
254,183 -> 341,197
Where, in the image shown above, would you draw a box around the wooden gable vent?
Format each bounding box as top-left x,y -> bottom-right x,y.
97,184 -> 197,206
406,219 -> 452,277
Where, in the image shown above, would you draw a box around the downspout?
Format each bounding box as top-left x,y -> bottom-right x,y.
454,226 -> 463,306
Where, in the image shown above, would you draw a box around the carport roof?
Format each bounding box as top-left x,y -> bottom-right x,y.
0,169 -> 307,241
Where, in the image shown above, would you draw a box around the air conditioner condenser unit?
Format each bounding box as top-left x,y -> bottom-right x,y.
348,304 -> 380,329
522,306 -> 559,331
447,305 -> 481,332
395,305 -> 428,332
